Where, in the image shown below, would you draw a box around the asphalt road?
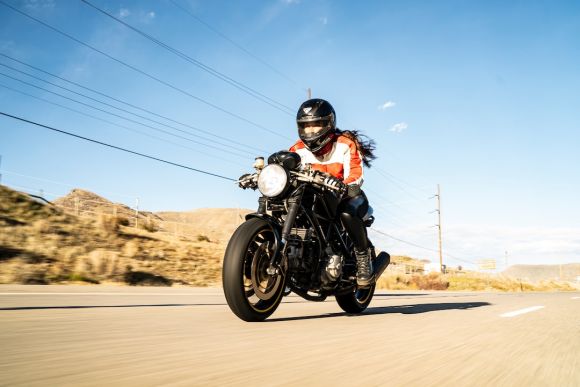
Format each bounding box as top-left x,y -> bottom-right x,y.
1,285 -> 579,386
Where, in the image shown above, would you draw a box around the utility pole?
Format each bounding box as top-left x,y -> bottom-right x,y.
135,198 -> 140,228
307,87 -> 312,99
436,184 -> 443,273
431,184 -> 444,272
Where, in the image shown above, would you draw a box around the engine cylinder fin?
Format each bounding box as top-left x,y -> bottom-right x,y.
290,227 -> 308,239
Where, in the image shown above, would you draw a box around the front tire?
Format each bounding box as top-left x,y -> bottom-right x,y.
335,285 -> 375,314
223,218 -> 285,321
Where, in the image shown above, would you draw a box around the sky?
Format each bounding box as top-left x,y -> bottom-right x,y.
1,0 -> 579,270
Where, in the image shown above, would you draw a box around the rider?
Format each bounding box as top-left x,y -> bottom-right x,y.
290,98 -> 377,286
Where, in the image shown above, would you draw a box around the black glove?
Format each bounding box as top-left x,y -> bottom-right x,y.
346,184 -> 362,198
323,175 -> 346,193
238,173 -> 257,190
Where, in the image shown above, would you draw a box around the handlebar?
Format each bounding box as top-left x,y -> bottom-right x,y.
291,170 -> 346,194
237,167 -> 346,194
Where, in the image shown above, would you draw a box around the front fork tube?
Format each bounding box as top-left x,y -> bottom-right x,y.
267,190 -> 303,275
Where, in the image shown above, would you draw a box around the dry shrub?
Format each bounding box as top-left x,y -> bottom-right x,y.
197,234 -> 211,242
124,268 -> 172,286
98,214 -> 131,233
412,272 -> 450,290
32,219 -> 52,234
136,216 -> 159,232
12,268 -> 49,285
376,274 -> 414,290
122,240 -> 140,258
65,272 -> 100,284
376,273 -> 450,290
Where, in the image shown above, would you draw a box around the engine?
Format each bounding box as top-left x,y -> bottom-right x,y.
320,247 -> 344,288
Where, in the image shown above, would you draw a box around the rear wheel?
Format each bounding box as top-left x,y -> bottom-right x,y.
335,284 -> 375,314
223,218 -> 285,321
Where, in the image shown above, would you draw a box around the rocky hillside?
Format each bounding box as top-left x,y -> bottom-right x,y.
0,185 -> 224,286
53,189 -> 160,223
157,208 -> 252,243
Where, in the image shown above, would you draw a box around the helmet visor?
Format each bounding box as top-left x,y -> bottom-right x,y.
298,119 -> 330,139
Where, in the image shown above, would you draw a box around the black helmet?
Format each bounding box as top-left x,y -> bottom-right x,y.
296,98 -> 336,153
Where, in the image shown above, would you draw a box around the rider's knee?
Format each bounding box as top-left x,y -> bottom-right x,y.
341,194 -> 369,219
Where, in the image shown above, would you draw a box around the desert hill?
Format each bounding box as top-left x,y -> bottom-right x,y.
0,185 -> 223,286
53,189 -> 160,223
156,208 -> 252,243
1,185 -> 577,291
503,264 -> 580,283
54,189 -> 251,243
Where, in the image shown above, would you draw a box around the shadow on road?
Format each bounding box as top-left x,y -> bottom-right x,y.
267,302 -> 491,322
0,303 -> 224,311
0,300 -> 322,311
373,293 -> 431,297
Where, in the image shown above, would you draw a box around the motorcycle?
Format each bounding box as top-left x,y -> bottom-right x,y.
222,151 -> 390,322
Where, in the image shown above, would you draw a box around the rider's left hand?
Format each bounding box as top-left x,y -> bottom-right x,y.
323,175 -> 346,193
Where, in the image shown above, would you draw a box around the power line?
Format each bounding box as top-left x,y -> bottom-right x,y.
370,227 -> 439,253
374,166 -> 432,196
0,0 -> 290,140
366,186 -> 431,218
0,52 -> 269,155
0,62 -> 253,158
0,111 -> 237,182
80,0 -> 294,116
369,227 -> 476,265
372,167 -> 427,201
169,0 -> 304,92
3,183 -> 62,199
0,82 -> 245,166
1,169 -> 138,200
0,71 -> 255,160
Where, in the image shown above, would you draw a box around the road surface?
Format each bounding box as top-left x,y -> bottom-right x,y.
1,285 -> 579,386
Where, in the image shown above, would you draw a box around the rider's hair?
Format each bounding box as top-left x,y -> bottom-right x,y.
336,129 -> 376,168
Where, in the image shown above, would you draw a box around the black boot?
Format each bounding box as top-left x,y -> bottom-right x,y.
355,248 -> 374,286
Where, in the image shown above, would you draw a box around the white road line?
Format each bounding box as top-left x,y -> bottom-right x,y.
0,292 -> 222,296
500,306 -> 545,318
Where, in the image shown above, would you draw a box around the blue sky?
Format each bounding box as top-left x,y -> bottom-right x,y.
1,0 -> 579,269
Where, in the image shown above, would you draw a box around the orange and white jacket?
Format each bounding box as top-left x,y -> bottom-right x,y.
290,134 -> 364,186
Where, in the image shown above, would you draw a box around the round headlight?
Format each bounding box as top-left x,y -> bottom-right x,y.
258,164 -> 288,197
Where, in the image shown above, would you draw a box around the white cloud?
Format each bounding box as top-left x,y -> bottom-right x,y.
378,101 -> 396,110
390,122 -> 408,133
118,8 -> 130,18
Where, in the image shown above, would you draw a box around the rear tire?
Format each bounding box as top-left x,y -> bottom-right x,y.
223,218 -> 285,322
335,284 -> 375,314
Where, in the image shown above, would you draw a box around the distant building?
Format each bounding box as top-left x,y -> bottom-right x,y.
387,256 -> 429,275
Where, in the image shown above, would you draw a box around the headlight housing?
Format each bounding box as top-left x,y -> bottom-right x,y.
258,164 -> 289,197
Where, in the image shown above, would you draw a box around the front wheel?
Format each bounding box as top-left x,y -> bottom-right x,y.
223,218 -> 285,321
335,285 -> 375,314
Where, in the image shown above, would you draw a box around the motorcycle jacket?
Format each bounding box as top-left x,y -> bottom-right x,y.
290,133 -> 364,186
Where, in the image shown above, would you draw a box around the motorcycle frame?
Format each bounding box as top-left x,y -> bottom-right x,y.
245,180 -> 356,294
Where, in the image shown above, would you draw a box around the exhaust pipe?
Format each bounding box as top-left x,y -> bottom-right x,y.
373,251 -> 391,280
